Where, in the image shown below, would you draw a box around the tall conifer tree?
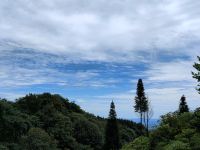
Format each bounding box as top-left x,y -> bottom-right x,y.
104,101 -> 120,150
134,79 -> 148,124
179,95 -> 189,114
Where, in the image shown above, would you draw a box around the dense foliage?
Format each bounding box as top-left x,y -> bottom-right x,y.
122,110 -> 200,150
0,93 -> 142,150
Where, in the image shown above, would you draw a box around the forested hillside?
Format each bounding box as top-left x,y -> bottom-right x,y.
0,93 -> 142,150
122,110 -> 200,150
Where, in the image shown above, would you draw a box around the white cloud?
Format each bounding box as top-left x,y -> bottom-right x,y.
0,0 -> 200,62
0,0 -> 200,119
146,60 -> 194,82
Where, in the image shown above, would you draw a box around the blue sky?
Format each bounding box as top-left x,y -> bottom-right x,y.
0,0 -> 200,119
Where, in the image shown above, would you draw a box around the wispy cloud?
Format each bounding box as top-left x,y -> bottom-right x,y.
0,0 -> 200,61
146,60 -> 194,82
0,0 -> 200,118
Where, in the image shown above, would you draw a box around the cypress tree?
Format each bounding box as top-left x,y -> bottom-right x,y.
134,79 -> 148,124
104,101 -> 120,150
179,95 -> 189,114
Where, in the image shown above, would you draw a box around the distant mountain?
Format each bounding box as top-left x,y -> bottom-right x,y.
132,118 -> 160,129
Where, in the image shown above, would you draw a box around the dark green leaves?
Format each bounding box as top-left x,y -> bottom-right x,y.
192,56 -> 200,93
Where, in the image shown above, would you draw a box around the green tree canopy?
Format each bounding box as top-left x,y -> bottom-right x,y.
121,136 -> 150,150
0,93 -> 142,149
73,119 -> 103,150
20,128 -> 57,150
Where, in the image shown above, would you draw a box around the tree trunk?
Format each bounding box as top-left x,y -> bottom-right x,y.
146,110 -> 149,137
143,112 -> 146,128
140,112 -> 143,124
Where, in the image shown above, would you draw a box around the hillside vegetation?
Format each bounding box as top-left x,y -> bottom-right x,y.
122,110 -> 200,150
0,93 -> 142,150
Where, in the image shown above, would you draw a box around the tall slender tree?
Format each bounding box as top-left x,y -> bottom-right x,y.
192,56 -> 200,93
134,79 -> 148,125
179,95 -> 189,114
104,101 -> 120,150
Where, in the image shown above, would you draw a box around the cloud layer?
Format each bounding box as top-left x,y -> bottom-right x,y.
0,0 -> 200,118
0,0 -> 200,61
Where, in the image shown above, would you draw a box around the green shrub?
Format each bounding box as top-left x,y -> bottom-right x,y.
20,128 -> 57,150
163,140 -> 190,150
121,136 -> 150,150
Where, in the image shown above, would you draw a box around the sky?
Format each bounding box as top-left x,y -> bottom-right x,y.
0,0 -> 200,119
